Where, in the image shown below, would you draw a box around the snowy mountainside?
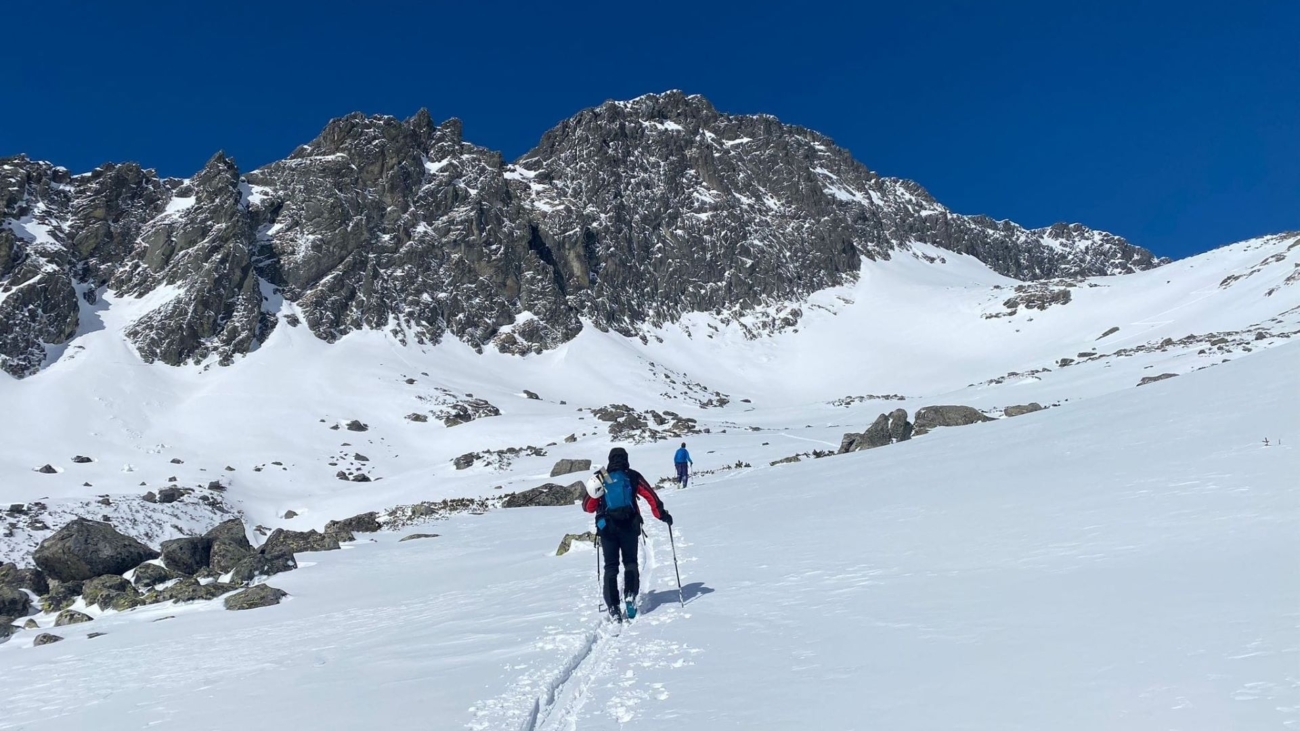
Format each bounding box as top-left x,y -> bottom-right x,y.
0,310 -> 1295,730
1,91 -> 1165,379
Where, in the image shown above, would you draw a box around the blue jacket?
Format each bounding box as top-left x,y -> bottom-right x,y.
674,447 -> 692,465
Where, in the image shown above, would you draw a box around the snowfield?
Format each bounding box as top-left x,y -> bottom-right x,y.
0,232 -> 1297,729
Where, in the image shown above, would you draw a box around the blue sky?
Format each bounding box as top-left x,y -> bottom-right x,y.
1,1 -> 1295,259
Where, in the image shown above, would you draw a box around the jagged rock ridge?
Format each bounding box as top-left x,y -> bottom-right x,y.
0,91 -> 1165,378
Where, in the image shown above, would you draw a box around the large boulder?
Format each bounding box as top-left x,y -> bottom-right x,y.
33,518 -> 160,582
224,584 -> 287,611
1004,402 -> 1044,418
502,482 -> 586,508
0,586 -> 31,617
323,512 -> 381,534
550,459 -> 592,478
839,414 -> 893,453
0,563 -> 49,595
913,405 -> 992,433
160,536 -> 213,575
82,574 -> 141,611
259,529 -> 340,556
228,552 -> 297,585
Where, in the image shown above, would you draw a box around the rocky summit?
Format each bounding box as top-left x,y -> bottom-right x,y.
0,92 -> 1164,379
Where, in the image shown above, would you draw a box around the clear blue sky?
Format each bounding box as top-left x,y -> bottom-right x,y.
2,1 -> 1295,259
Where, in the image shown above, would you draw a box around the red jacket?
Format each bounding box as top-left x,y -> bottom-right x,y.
582,468 -> 666,521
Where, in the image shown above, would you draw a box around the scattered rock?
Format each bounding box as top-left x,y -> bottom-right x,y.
55,609 -> 93,626
157,487 -> 184,503
400,533 -> 439,542
1057,357 -> 1075,367
913,405 -> 993,433
345,420 -> 369,432
33,633 -> 63,646
36,464 -> 57,474
71,456 -> 93,464
283,510 -> 298,519
336,471 -> 349,480
225,466 -> 236,472
170,458 -> 184,464
228,552 -> 297,584
81,574 -> 141,611
87,632 -> 107,639
1255,330 -> 1269,341
0,586 -> 31,617
350,473 -> 372,483
555,532 -> 595,556
33,518 -> 161,582
1004,403 -> 1044,417
353,453 -> 369,462
1098,326 -> 1120,339
550,458 -> 592,478
143,491 -> 158,503
324,512 -> 382,534
206,480 -> 225,491
160,537 -> 213,575
453,453 -> 476,470
1138,373 -> 1178,386
523,390 -> 541,400
406,412 -> 428,422
502,482 -> 585,508
564,433 -> 577,443
260,529 -> 340,555
770,455 -> 802,466
224,584 -> 287,611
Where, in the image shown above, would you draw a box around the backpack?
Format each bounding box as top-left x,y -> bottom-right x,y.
602,470 -> 638,524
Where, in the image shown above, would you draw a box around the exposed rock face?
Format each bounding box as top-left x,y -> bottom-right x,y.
550,459 -> 592,478
323,512 -> 382,534
841,409 -> 914,453
503,482 -> 586,508
32,518 -> 160,582
224,584 -> 287,611
913,405 -> 993,433
1,93 -> 1163,379
1004,403 -> 1044,417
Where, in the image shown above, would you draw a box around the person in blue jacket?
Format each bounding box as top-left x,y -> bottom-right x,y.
673,442 -> 693,488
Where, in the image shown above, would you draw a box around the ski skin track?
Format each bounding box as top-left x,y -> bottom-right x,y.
523,528 -> 664,731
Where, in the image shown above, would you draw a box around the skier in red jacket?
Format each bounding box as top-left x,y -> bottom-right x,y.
583,447 -> 672,619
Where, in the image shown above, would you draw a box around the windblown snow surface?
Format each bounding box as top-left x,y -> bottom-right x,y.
0,234 -> 1298,729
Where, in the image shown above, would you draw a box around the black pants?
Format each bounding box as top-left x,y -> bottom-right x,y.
600,522 -> 640,609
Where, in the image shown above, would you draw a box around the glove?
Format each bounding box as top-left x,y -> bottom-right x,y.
661,511 -> 673,526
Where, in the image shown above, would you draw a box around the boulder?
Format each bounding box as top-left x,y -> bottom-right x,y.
345,420 -> 369,432
23,618 -> 38,629
1138,373 -> 1178,386
160,536 -> 213,575
259,529 -> 340,556
1004,402 -> 1044,417
0,562 -> 49,595
0,586 -> 31,617
913,405 -> 993,432
40,580 -> 84,613
204,519 -> 252,546
406,412 -> 428,422
555,532 -> 595,556
71,456 -> 93,464
224,584 -> 287,611
550,458 -> 592,478
399,533 -> 439,542
324,512 -> 382,534
33,518 -> 160,582
82,574 -> 141,611
145,578 -> 237,604
156,487 -> 184,503
33,632 -> 63,646
283,510 -> 298,519
453,453 -> 476,470
502,482 -> 586,508
228,552 -> 297,585
350,473 -> 371,483
130,562 -> 177,590
523,389 -> 541,400
55,609 -> 93,626
37,464 -> 57,474
209,539 -> 253,573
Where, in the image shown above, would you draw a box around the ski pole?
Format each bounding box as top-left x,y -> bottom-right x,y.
596,535 -> 603,612
668,524 -> 684,607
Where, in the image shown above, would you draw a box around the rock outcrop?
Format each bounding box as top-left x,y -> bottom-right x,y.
503,482 -> 586,508
913,405 -> 993,434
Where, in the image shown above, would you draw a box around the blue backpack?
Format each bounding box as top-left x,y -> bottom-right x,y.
602,470 -> 638,524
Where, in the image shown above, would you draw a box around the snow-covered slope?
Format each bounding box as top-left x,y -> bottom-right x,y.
1,319 -> 1295,730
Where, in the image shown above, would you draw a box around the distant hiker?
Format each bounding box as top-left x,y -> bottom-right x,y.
584,447 -> 672,620
673,442 -> 693,488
